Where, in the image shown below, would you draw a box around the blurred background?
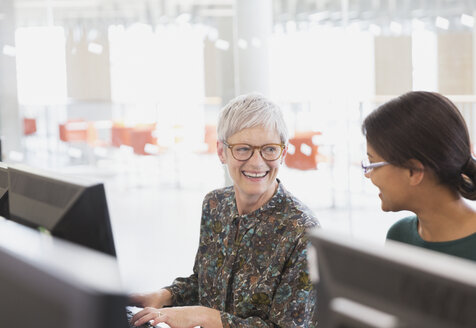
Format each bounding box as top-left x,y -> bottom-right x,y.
1,0 -> 476,291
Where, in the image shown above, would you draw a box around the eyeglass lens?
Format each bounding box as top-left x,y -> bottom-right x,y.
232,144 -> 282,161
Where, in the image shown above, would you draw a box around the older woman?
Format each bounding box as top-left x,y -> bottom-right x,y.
130,94 -> 319,327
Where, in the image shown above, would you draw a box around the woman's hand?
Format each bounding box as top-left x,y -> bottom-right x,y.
129,289 -> 173,309
131,305 -> 223,328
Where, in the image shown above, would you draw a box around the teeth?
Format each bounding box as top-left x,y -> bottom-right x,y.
243,171 -> 267,178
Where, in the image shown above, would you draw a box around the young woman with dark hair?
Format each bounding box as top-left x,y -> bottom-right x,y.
362,91 -> 476,261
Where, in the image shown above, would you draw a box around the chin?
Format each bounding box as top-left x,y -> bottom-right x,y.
245,185 -> 269,196
381,203 -> 400,213
381,205 -> 390,212
380,200 -> 390,212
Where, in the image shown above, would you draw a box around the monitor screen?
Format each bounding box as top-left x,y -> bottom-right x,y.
0,218 -> 128,328
0,163 -> 9,219
7,164 -> 116,256
308,229 -> 476,328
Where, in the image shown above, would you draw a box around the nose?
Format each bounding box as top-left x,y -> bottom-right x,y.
247,148 -> 266,165
364,170 -> 371,179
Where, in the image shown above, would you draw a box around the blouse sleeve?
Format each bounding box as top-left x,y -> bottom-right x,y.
220,233 -> 317,328
163,255 -> 200,306
162,195 -> 213,306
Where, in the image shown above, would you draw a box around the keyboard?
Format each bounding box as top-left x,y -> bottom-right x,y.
126,306 -> 171,328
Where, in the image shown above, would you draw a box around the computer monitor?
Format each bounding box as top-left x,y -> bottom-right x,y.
7,164 -> 116,256
0,218 -> 129,328
308,229 -> 476,328
0,163 -> 9,218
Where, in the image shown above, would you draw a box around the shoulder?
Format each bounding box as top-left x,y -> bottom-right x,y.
386,215 -> 417,241
277,184 -> 320,230
202,186 -> 234,206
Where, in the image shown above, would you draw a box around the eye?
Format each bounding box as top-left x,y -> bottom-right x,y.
263,145 -> 279,153
235,145 -> 251,153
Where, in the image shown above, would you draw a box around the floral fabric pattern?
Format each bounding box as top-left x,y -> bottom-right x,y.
164,181 -> 320,327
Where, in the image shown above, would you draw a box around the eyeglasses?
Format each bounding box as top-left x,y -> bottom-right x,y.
223,142 -> 285,161
361,159 -> 389,174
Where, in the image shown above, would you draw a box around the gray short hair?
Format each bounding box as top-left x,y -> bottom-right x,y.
217,94 -> 288,144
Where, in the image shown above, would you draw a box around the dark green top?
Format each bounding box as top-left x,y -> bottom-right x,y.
387,215 -> 476,262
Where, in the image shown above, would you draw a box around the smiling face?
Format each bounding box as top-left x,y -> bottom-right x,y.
365,143 -> 412,212
218,126 -> 285,212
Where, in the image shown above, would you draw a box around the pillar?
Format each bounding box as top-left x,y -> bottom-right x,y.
0,0 -> 22,157
234,0 -> 273,96
374,36 -> 413,95
65,26 -> 112,101
438,32 -> 473,95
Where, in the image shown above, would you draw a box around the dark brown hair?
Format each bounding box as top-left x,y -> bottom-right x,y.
362,91 -> 476,200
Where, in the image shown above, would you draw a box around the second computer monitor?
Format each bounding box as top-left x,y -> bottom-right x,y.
7,164 -> 116,256
0,219 -> 128,328
309,229 -> 476,328
0,163 -> 10,219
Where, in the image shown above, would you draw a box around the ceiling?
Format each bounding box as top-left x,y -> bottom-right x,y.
7,0 -> 476,33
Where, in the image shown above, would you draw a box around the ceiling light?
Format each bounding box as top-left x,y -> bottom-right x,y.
435,16 -> 449,30
88,42 -> 103,54
309,11 -> 329,22
2,45 -> 16,57
214,39 -> 229,51
207,28 -> 219,41
412,18 -> 425,30
461,14 -> 474,28
176,13 -> 191,24
87,29 -> 98,41
369,24 -> 381,35
390,21 -> 402,34
348,22 -> 361,32
251,37 -> 262,48
237,39 -> 248,49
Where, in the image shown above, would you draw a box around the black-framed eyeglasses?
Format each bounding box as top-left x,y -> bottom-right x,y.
223,142 -> 285,161
361,158 -> 389,174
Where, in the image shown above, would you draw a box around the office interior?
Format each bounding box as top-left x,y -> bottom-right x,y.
1,0 -> 476,294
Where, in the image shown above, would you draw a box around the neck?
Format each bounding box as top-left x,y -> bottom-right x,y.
413,186 -> 476,241
234,180 -> 278,215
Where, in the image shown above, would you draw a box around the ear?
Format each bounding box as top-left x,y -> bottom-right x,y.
280,145 -> 288,164
406,159 -> 425,186
217,141 -> 226,164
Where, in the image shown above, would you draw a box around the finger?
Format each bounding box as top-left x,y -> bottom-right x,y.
150,312 -> 167,326
134,312 -> 163,327
131,307 -> 152,324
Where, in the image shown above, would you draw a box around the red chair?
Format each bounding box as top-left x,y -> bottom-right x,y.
285,131 -> 322,170
59,120 -> 89,142
23,118 -> 37,136
111,124 -> 133,147
130,125 -> 156,155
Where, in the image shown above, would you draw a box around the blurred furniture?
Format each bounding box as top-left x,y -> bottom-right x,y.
204,124 -> 217,154
111,123 -> 133,147
112,122 -> 158,156
59,119 -> 114,146
285,131 -> 322,170
23,118 -> 37,136
59,120 -> 89,142
130,125 -> 157,155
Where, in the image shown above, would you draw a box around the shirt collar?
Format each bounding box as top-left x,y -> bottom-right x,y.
229,179 -> 284,228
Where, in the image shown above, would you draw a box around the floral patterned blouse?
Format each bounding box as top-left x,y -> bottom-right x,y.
164,181 -> 320,327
